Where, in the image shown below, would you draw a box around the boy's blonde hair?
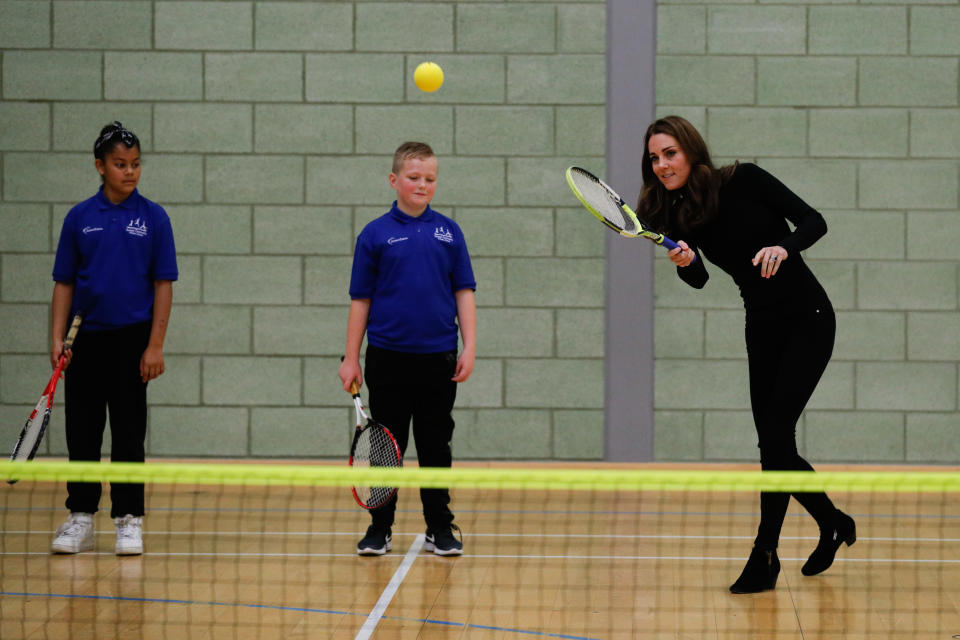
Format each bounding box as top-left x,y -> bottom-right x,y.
392,141 -> 435,174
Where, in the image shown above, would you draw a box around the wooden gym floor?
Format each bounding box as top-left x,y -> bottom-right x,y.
1,463 -> 958,639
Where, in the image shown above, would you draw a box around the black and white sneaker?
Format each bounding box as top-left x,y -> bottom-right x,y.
357,526 -> 392,556
424,524 -> 463,556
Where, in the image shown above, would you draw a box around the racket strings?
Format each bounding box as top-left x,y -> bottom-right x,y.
353,426 -> 401,508
569,170 -> 638,234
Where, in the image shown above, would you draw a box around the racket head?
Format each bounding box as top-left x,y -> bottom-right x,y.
8,402 -> 51,483
349,421 -> 402,510
347,383 -> 402,509
566,166 -> 644,237
10,399 -> 49,463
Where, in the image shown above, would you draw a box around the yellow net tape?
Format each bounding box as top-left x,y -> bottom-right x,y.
2,460 -> 957,492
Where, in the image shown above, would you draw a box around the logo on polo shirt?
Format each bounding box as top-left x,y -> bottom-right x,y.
125,218 -> 148,237
387,236 -> 408,245
434,226 -> 453,243
82,226 -> 104,234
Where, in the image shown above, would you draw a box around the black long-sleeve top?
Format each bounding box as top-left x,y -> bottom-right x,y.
677,163 -> 828,310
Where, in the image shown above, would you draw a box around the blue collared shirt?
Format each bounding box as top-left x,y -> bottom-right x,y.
53,187 -> 178,330
349,202 -> 475,353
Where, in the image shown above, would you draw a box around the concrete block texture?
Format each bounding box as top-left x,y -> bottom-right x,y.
254,3 -> 353,52
454,409 -> 552,459
104,53 -> 202,101
859,58 -> 958,107
3,52 -> 101,100
554,410 -> 604,459
808,7 -> 907,55
0,103 -> 49,151
707,7 -> 806,54
910,7 -> 960,55
906,414 -> 960,463
149,407 -> 249,457
0,204 -> 50,253
155,1 -> 252,51
456,5 -> 556,53
0,1 -> 50,48
355,3 -> 453,52
54,1 -> 152,50
756,58 -> 857,107
53,103 -> 152,152
804,411 -> 905,462
856,362 -> 956,411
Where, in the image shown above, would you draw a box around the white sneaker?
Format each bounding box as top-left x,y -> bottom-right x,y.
51,512 -> 95,554
114,514 -> 143,556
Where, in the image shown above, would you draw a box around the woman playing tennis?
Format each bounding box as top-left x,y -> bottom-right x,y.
636,115 -> 855,594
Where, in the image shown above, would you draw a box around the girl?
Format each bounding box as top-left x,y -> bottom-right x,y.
50,122 -> 178,556
638,115 -> 855,593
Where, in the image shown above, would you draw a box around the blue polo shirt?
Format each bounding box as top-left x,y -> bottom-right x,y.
349,203 -> 475,353
53,187 -> 178,331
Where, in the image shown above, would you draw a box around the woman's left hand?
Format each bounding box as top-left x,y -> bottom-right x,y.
752,246 -> 787,279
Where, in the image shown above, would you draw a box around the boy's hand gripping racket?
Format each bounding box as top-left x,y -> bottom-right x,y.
8,313 -> 83,482
348,381 -> 402,510
565,166 -> 695,261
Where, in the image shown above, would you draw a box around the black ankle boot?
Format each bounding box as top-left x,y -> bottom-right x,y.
802,510 -> 856,576
729,547 -> 780,594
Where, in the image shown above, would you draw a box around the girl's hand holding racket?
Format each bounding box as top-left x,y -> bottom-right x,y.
667,240 -> 697,267
50,338 -> 73,371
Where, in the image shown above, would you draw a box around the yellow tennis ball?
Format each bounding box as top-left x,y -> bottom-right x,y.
414,62 -> 444,93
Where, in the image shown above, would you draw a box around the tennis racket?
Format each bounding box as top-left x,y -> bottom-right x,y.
348,381 -> 402,510
8,313 -> 83,482
565,166 -> 695,260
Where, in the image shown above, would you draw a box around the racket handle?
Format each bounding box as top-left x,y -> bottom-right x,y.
349,381 -> 360,395
660,236 -> 680,251
659,236 -> 698,263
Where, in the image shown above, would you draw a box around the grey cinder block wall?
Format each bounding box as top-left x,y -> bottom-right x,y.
0,1 -> 956,464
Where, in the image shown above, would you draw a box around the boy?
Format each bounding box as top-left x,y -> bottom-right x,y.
338,141 -> 476,556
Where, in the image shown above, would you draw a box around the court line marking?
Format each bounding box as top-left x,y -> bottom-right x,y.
355,533 -> 424,640
0,591 -> 600,640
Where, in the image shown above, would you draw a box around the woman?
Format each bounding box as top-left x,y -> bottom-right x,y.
638,115 -> 855,593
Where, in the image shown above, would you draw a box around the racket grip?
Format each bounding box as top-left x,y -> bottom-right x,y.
659,236 -> 698,263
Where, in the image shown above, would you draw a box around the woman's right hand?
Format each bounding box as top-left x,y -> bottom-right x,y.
667,240 -> 696,267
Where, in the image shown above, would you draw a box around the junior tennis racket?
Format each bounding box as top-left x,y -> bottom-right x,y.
348,381 -> 402,510
565,166 -> 694,260
8,313 -> 83,481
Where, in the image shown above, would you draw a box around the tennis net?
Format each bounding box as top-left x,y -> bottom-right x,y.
1,461 -> 958,639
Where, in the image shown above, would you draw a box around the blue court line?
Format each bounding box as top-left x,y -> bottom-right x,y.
0,591 -> 600,640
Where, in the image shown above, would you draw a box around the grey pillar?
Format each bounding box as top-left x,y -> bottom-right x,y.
604,0 -> 657,461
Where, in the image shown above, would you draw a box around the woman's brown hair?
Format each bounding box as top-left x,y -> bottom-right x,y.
637,115 -> 735,236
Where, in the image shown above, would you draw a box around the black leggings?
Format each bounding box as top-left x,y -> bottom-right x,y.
364,345 -> 459,532
63,322 -> 150,518
745,290 -> 837,548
